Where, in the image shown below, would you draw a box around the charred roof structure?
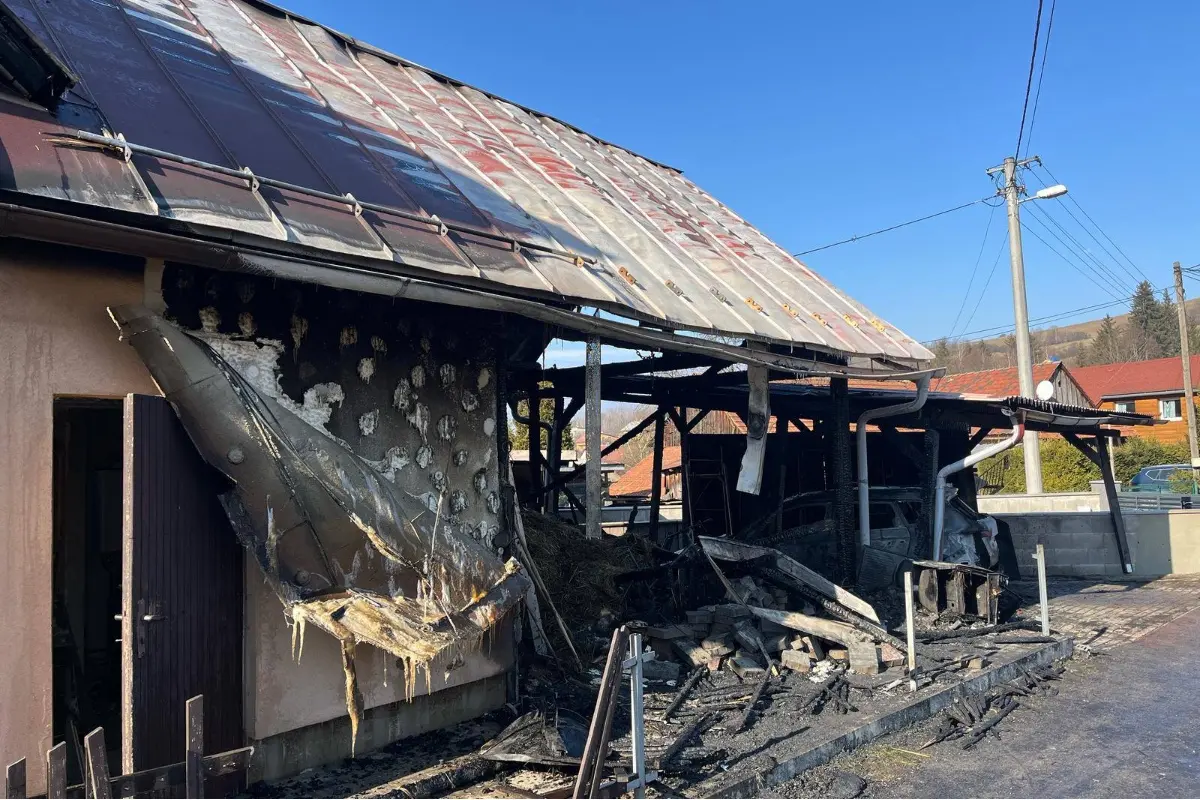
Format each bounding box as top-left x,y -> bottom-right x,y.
0,0 -> 1160,793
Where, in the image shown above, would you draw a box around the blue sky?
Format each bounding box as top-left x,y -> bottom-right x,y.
286,0 -> 1200,365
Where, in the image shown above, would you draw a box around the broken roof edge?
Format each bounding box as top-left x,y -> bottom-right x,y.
238,0 -> 683,175
0,193 -> 930,371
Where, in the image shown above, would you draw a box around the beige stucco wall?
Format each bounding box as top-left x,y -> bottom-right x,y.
0,245 -> 159,793
0,244 -> 514,789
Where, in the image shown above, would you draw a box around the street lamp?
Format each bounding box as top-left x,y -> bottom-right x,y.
1023,184 -> 1069,202
986,156 -> 1069,495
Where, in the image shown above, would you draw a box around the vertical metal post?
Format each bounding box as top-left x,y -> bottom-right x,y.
1001,156 -> 1043,494
585,337 -> 602,539
628,632 -> 647,799
1034,544 -> 1050,636
1174,261 -> 1200,488
903,569 -> 917,691
648,409 -> 666,545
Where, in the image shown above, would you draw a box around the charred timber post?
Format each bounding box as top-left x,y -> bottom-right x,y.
529,379 -> 544,513
585,337 -> 602,539
829,379 -> 855,585
649,409 -> 666,544
550,395 -> 565,517
918,430 -> 940,557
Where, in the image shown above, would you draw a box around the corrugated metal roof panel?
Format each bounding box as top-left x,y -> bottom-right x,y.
0,0 -> 933,365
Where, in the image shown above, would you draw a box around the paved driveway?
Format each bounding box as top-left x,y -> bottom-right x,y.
881,605 -> 1200,798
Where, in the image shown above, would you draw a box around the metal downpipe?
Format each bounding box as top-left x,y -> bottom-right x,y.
933,411 -> 1025,560
856,376 -> 931,548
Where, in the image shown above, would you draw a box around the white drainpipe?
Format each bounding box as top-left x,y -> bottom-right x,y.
933,411 -> 1025,560
857,376 -> 931,548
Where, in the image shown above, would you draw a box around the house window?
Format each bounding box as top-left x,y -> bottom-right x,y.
1113,400 -> 1136,414
1160,398 -> 1183,421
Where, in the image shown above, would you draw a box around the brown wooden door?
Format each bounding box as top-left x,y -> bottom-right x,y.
121,394 -> 244,774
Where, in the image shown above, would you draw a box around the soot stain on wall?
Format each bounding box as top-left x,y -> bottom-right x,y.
162,264 -> 506,550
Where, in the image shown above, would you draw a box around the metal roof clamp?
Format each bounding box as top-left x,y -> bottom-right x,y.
238,166 -> 260,193
343,193 -> 363,217
114,132 -> 132,163
573,255 -> 586,268
664,279 -> 684,298
618,266 -> 638,286
744,296 -> 763,313
429,214 -> 449,237
709,286 -> 730,305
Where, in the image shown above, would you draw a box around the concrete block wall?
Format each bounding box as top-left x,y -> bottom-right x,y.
997,510 -> 1200,579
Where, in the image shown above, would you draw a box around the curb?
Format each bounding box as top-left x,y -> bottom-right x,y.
705,637 -> 1075,798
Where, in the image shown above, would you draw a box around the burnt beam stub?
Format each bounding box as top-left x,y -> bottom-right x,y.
648,408 -> 667,544
828,378 -> 855,586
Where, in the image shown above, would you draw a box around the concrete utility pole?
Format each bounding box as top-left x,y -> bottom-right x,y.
1173,261 -> 1200,483
988,155 -> 1043,494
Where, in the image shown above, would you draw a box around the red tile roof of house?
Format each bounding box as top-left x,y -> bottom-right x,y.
928,362 -> 1060,397
608,446 -> 681,499
1072,355 -> 1200,401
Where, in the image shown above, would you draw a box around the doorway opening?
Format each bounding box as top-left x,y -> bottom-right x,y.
52,398 -> 124,781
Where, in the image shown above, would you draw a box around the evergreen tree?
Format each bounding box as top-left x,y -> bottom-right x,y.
1154,289 -> 1182,358
1127,280 -> 1163,360
1085,315 -> 1127,365
931,338 -> 954,370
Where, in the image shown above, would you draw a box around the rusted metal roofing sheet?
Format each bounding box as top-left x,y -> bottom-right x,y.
0,0 -> 932,364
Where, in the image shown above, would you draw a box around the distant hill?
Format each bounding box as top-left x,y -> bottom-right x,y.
957,297 -> 1200,367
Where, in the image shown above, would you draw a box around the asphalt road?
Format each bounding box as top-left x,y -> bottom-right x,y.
878,607 -> 1200,798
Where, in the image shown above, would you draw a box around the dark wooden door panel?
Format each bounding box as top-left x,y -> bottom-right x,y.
122,394 -> 243,774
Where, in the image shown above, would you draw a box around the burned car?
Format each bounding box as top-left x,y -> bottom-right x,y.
744,486 -> 1010,589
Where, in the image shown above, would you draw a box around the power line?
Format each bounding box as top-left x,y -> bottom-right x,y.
1014,0 -> 1046,158
1038,164 -> 1152,283
933,295 -> 1135,343
1023,0 -> 1057,156
1019,219 -> 1126,301
947,202 -> 999,339
955,232 -> 1010,341
792,197 -> 995,257
1023,197 -> 1136,294
1023,203 -> 1134,297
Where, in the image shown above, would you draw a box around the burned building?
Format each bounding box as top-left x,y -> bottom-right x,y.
0,0 -> 1155,795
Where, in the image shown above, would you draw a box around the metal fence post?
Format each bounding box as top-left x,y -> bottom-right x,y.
1034,544 -> 1050,636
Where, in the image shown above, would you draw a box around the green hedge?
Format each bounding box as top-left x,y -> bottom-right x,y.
978,436 -> 1191,495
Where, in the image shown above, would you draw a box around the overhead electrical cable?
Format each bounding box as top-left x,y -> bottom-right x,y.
947,204 -> 1000,340
1022,0 -> 1057,156
1019,220 -> 1126,302
1013,0 -> 1046,158
792,197 -> 995,257
1038,165 -> 1151,283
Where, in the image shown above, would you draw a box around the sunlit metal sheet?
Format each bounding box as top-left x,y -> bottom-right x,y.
0,0 -> 933,364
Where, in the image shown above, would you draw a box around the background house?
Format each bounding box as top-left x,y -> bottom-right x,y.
1074,356 -> 1200,443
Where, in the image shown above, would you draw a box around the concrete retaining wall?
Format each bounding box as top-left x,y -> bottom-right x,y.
997,509 -> 1200,578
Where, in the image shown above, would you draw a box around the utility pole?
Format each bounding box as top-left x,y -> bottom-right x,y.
1173,261 -> 1199,486
987,155 -> 1043,494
